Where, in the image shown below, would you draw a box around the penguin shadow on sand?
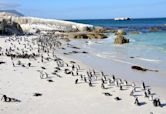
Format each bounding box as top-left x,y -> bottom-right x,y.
138,102 -> 147,106
160,103 -> 166,107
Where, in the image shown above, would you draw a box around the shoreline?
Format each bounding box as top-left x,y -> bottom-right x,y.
0,34 -> 166,114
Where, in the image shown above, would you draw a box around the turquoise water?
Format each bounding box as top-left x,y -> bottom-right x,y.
68,18 -> 166,67
70,32 -> 165,73
69,32 -> 166,86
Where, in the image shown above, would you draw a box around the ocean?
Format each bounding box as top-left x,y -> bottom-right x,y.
66,18 -> 166,86
68,18 -> 166,31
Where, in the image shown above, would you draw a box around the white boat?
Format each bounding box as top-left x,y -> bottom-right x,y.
114,17 -> 131,21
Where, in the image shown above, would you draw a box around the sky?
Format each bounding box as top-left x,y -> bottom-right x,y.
0,0 -> 166,19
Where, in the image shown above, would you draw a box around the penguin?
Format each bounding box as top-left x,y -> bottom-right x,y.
84,77 -> 87,83
89,81 -> 93,87
75,79 -> 79,84
120,85 -> 123,90
130,90 -> 134,96
144,91 -> 148,98
134,97 -> 140,106
142,82 -> 146,90
147,89 -> 151,95
101,83 -> 106,89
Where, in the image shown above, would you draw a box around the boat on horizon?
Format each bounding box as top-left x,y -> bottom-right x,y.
114,17 -> 131,21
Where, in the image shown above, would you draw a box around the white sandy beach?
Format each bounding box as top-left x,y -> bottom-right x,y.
0,35 -> 166,114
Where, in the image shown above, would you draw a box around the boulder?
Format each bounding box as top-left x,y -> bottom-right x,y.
115,29 -> 127,35
0,19 -> 23,35
69,32 -> 108,39
114,35 -> 129,44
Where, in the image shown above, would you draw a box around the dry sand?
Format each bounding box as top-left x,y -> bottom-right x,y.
0,35 -> 165,114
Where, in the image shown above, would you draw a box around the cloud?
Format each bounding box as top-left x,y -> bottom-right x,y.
0,2 -> 20,9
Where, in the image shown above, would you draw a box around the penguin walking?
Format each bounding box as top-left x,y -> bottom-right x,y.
134,97 -> 140,106
75,79 -> 79,84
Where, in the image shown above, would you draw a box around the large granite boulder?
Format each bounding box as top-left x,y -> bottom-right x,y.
114,35 -> 129,44
0,19 -> 23,35
115,29 -> 127,35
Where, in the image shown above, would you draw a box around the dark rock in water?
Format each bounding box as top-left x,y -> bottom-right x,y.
131,66 -> 147,71
114,35 -> 129,44
132,66 -> 159,72
149,27 -> 161,32
0,19 -> 23,35
129,31 -> 141,34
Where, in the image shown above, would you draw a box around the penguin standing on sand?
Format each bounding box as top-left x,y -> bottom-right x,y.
101,83 -> 106,89
130,90 -> 134,96
89,80 -> 93,87
147,89 -> 151,95
142,82 -> 146,90
134,97 -> 140,106
84,77 -> 87,83
120,85 -> 123,90
75,79 -> 79,84
1,95 -> 10,102
144,91 -> 148,98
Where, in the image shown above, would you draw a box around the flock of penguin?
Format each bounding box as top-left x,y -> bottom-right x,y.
0,34 -> 163,109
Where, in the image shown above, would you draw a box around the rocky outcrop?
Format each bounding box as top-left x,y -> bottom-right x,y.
68,32 -> 108,39
114,29 -> 129,44
149,27 -> 160,32
115,29 -> 127,35
0,19 -> 23,35
0,15 -> 94,33
114,35 -> 129,44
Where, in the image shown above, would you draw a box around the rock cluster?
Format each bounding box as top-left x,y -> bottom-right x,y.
149,27 -> 160,32
0,19 -> 23,35
114,29 -> 129,44
115,29 -> 127,35
68,32 -> 108,39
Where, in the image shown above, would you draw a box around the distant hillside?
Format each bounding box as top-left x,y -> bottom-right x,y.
0,10 -> 24,16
